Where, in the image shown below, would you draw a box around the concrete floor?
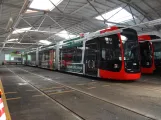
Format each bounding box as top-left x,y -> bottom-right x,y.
0,65 -> 161,120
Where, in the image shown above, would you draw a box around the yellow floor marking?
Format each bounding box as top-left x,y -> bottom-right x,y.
48,90 -> 75,95
87,87 -> 96,90
32,94 -> 44,97
6,97 -> 21,101
76,84 -> 84,86
102,85 -> 110,87
0,79 -> 11,120
41,86 -> 64,91
5,92 -> 17,95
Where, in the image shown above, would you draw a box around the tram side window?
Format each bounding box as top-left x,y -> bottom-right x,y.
60,46 -> 82,63
100,35 -> 121,61
44,51 -> 49,61
38,52 -> 43,65
39,52 -> 43,61
31,53 -> 36,61
99,34 -> 122,71
73,48 -> 82,62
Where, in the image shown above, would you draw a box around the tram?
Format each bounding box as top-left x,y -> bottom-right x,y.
138,35 -> 161,73
26,26 -> 141,80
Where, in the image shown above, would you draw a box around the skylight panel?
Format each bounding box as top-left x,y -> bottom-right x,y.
12,27 -> 32,34
56,30 -> 77,39
95,7 -> 134,23
39,40 -> 52,45
29,0 -> 63,11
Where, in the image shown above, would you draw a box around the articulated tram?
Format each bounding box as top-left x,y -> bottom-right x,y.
139,35 -> 161,73
25,26 -> 141,80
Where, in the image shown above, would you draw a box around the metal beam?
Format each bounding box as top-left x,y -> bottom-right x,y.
139,16 -> 146,24
118,0 -> 151,21
0,47 -> 25,49
37,15 -> 47,30
0,42 -> 38,45
106,4 -> 128,21
10,31 -> 27,48
63,0 -> 70,12
142,0 -> 161,18
0,1 -> 2,22
39,0 -> 93,32
47,14 -> 71,39
128,5 -> 136,24
0,0 -> 29,52
22,15 -> 44,19
27,29 -> 57,34
49,0 -> 63,13
118,0 -> 159,30
70,0 -> 95,15
86,0 -> 119,26
21,17 -> 36,29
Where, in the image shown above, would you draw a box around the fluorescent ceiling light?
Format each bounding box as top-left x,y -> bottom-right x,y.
7,38 -> 18,42
29,0 -> 63,11
56,30 -> 77,39
12,27 -> 32,34
39,40 -> 52,45
25,9 -> 38,13
95,7 -> 134,24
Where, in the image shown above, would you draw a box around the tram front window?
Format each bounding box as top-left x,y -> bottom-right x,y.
121,29 -> 140,73
123,40 -> 139,61
139,41 -> 153,68
153,42 -> 161,67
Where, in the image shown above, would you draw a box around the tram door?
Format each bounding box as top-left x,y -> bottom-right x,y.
49,50 -> 54,69
84,39 -> 98,76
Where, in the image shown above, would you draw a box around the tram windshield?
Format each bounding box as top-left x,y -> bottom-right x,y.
139,41 -> 153,68
153,42 -> 161,67
121,29 -> 140,73
121,31 -> 139,61
153,42 -> 161,60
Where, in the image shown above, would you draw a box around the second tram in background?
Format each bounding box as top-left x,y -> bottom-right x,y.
139,35 -> 161,74
24,26 -> 141,81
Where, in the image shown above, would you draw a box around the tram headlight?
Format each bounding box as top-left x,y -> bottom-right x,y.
114,64 -> 118,68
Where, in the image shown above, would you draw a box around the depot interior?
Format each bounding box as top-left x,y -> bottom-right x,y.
1,0 -> 161,120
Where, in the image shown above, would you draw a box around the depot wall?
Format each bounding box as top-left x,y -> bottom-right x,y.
0,50 -> 22,65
